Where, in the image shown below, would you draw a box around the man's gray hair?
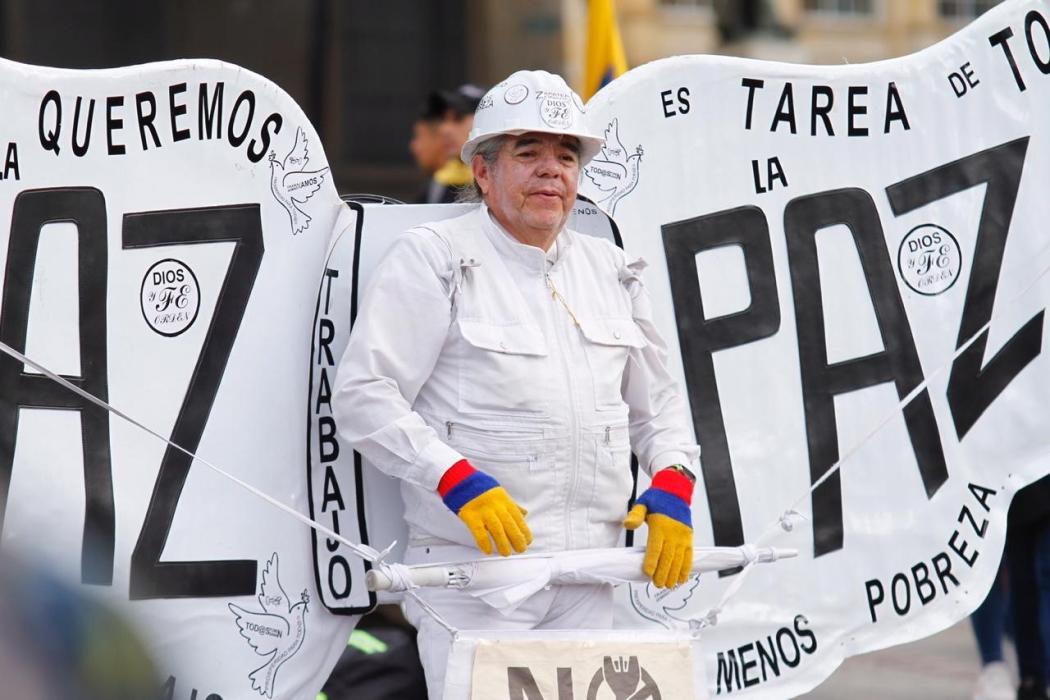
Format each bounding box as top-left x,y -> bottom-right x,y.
456,135 -> 506,203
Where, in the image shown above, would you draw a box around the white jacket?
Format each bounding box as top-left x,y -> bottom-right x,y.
333,206 -> 699,551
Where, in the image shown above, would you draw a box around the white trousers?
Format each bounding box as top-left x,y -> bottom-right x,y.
402,544 -> 615,699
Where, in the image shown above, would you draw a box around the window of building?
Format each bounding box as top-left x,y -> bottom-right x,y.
803,0 -> 874,14
938,0 -> 1002,19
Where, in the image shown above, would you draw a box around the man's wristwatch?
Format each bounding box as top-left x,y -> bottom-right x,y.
666,463 -> 696,485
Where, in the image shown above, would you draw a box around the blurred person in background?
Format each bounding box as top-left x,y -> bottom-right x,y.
438,84 -> 484,162
410,95 -> 450,204
318,606 -> 428,699
0,552 -> 158,700
418,83 -> 484,204
1007,474 -> 1050,700
1036,513 -> 1050,689
0,481 -> 157,699
970,561 -> 1014,700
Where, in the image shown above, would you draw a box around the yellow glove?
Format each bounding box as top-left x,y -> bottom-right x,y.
623,468 -> 694,588
438,460 -> 532,556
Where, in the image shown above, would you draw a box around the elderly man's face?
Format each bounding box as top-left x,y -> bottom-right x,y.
475,132 -> 580,246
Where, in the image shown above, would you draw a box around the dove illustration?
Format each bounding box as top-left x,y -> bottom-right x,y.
268,127 -> 329,235
583,118 -> 643,216
229,554 -> 310,698
629,574 -> 701,629
648,574 -> 701,616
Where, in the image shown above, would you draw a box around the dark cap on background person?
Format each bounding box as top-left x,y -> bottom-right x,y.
420,91 -> 449,122
436,83 -> 485,119
413,84 -> 487,201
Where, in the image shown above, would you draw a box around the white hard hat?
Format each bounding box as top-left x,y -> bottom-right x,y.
460,70 -> 604,165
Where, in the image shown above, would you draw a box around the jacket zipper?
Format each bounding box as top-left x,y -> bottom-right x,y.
547,269 -> 581,548
445,420 -> 543,441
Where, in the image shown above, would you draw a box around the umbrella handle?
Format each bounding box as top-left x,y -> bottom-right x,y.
366,565 -> 455,591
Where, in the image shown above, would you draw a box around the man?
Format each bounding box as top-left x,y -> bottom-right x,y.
415,84 -> 485,204
334,69 -> 699,698
408,102 -> 447,203
439,83 -> 484,160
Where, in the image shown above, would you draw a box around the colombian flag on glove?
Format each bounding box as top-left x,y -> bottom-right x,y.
623,468 -> 694,588
439,460 -> 532,556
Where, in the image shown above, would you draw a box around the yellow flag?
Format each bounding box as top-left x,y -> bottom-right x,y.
584,0 -> 628,100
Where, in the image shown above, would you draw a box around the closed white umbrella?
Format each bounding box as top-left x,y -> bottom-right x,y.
368,545 -> 796,613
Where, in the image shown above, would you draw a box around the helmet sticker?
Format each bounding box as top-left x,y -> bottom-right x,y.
539,93 -> 572,129
504,84 -> 529,105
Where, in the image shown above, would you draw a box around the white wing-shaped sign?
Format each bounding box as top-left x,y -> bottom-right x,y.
581,0 -> 1050,696
0,57 -> 356,698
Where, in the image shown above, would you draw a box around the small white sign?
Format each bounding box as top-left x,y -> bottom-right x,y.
471,638 -> 695,700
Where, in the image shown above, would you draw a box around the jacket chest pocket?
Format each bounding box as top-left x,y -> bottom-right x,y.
448,421 -> 546,496
578,318 -> 646,410
456,319 -> 551,417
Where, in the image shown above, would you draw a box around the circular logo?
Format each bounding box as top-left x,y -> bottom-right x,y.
897,224 -> 962,296
540,95 -> 572,129
140,259 -> 200,337
504,84 -> 529,105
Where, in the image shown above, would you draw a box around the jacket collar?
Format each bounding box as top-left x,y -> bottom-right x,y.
477,204 -> 575,273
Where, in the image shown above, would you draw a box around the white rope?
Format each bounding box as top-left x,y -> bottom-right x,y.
738,544 -> 759,565
778,509 -> 807,532
375,562 -> 419,592
406,589 -> 459,636
0,339 -> 387,564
